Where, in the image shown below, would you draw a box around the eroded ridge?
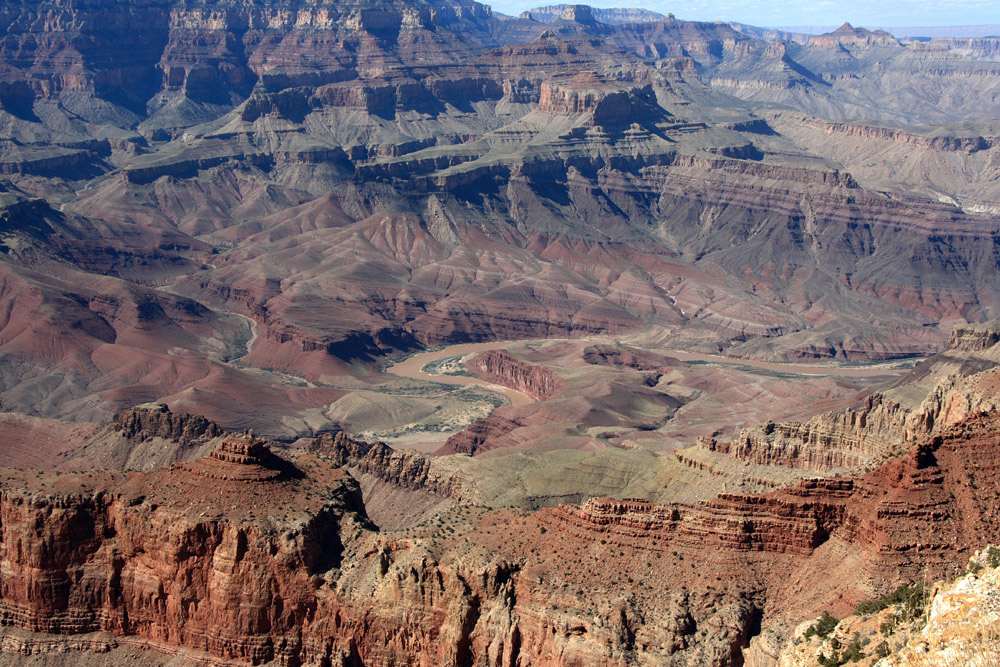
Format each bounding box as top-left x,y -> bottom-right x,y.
3,411 -> 1000,665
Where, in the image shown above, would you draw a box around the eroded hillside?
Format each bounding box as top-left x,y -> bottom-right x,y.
0,1 -> 999,439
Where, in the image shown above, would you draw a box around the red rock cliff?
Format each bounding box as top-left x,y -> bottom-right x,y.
467,349 -> 563,400
4,413 -> 1000,666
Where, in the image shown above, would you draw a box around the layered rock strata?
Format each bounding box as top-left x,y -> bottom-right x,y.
714,322 -> 1000,472
466,349 -> 563,400
310,430 -> 465,499
0,437 -> 374,665
4,411 -> 1000,665
114,403 -> 225,445
3,1 -> 1000,435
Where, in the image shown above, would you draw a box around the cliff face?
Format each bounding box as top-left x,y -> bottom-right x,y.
0,436 -> 375,665
2,0 -> 1000,439
114,402 -> 225,444
716,322 -> 1000,472
523,5 -> 667,25
6,410 -> 1000,666
717,393 -> 911,471
537,74 -> 666,125
915,36 -> 1000,61
310,430 -> 465,500
544,482 -> 851,557
0,0 -> 495,111
438,407 -> 538,456
466,349 -> 563,401
772,544 -> 1000,667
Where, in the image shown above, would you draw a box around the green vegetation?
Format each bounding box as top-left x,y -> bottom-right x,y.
804,611 -> 839,639
874,641 -> 891,659
421,354 -> 473,376
817,634 -> 866,665
854,582 -> 928,622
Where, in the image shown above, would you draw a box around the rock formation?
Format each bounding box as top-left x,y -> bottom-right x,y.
188,433 -> 286,480
713,321 -> 1000,472
4,407 -> 1000,665
0,438 -> 375,664
771,545 -> 1000,666
310,430 -> 465,499
466,349 -> 564,400
582,343 -> 683,371
3,3 -> 1000,665
524,5 -> 667,24
114,403 -> 225,444
0,0 -> 998,438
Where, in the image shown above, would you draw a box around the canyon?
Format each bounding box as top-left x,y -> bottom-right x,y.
0,326 -> 997,665
0,0 -> 998,439
4,366 -> 1000,665
2,0 -> 1000,665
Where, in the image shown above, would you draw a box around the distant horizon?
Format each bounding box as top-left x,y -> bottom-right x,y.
486,0 -> 1000,31
771,24 -> 1000,38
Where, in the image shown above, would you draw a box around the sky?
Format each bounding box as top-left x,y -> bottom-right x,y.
485,0 -> 1000,29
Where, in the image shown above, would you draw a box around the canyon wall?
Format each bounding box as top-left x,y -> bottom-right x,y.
715,322 -> 1000,472
466,350 -> 564,400
4,409 -> 1000,665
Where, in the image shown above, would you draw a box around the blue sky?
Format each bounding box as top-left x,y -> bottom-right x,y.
486,0 -> 1000,28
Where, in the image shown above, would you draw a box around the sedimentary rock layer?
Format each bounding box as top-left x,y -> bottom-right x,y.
467,349 -> 563,400
715,321 -> 1000,472
3,410 -> 1000,665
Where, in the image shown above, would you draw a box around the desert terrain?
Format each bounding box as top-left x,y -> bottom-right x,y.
1,0 -> 1000,665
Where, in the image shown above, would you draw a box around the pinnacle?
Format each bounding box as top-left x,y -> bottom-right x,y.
211,432 -> 271,465
188,432 -> 284,481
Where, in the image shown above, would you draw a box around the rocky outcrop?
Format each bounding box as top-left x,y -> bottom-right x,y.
948,321 -> 1000,352
916,36 -> 1000,61
5,409 -> 1000,665
773,544 -> 1000,667
582,343 -> 682,371
523,5 -> 666,24
310,431 -> 465,499
537,74 -> 666,125
546,485 -> 850,556
114,403 -> 225,445
0,438 -> 375,665
808,120 -> 998,154
189,434 -> 287,481
547,407 -> 1000,582
874,545 -> 1000,667
716,323 -> 1000,472
807,23 -> 900,49
467,350 -> 563,400
437,409 -> 526,455
719,393 -> 911,471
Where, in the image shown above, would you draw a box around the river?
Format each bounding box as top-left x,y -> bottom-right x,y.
385,338 -> 909,405
385,341 -> 537,405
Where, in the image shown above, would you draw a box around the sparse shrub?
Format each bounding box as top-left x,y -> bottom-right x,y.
854,582 -> 928,621
804,611 -> 839,640
841,637 -> 864,663
881,615 -> 900,636
817,652 -> 839,667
